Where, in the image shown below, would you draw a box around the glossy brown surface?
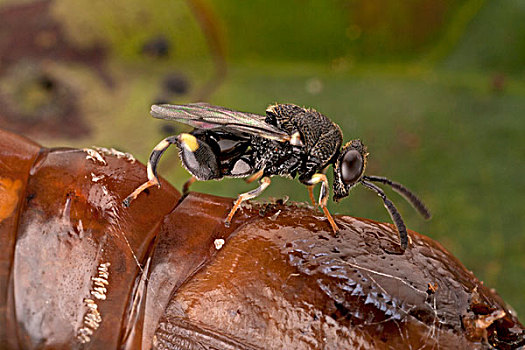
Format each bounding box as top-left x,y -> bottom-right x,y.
0,128 -> 523,349
0,129 -> 180,348
0,130 -> 41,348
152,194 -> 524,349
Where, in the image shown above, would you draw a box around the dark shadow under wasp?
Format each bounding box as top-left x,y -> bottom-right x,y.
123,103 -> 431,251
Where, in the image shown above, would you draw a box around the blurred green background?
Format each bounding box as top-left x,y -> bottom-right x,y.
0,0 -> 523,319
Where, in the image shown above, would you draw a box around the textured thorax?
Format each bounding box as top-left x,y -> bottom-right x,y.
266,104 -> 343,177
266,104 -> 342,149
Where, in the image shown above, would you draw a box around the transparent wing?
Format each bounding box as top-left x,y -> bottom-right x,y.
151,103 -> 291,141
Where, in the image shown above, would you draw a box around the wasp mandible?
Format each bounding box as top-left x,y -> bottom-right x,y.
124,103 -> 431,250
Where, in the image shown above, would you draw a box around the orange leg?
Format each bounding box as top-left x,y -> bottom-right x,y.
182,176 -> 197,195
225,177 -> 271,226
305,173 -> 339,234
307,185 -> 317,208
245,169 -> 264,184
123,136 -> 178,207
321,206 -> 339,234
122,162 -> 161,207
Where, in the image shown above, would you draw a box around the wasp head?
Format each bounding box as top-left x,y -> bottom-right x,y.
331,139 -> 430,251
333,139 -> 368,202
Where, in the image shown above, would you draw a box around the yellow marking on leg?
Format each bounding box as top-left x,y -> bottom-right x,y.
123,136 -> 177,207
178,133 -> 199,152
146,162 -> 157,182
153,139 -> 171,152
310,173 -> 325,184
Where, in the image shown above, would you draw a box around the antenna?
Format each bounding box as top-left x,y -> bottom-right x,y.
361,180 -> 408,250
363,175 -> 431,220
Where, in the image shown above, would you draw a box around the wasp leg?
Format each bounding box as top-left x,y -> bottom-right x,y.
307,185 -> 317,208
182,176 -> 197,195
123,136 -> 178,207
225,177 -> 271,227
245,169 -> 264,184
304,174 -> 339,234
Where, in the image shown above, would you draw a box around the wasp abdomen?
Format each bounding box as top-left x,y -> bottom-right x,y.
177,134 -> 221,181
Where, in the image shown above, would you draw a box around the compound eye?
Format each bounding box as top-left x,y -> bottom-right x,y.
341,150 -> 363,185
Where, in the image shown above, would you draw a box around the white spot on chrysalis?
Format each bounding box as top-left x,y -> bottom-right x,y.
82,148 -> 107,165
93,147 -> 136,163
77,262 -> 111,343
214,239 -> 225,250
